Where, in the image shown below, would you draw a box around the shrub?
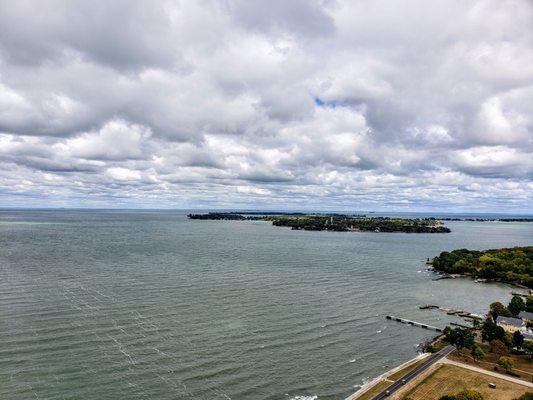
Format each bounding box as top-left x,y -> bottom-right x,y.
490,339 -> 508,355
471,344 -> 485,361
439,390 -> 485,400
498,356 -> 515,373
515,393 -> 533,400
455,390 -> 485,400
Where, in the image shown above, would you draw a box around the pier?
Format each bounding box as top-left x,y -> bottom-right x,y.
386,315 -> 443,332
512,292 -> 531,298
419,304 -> 484,320
450,321 -> 472,329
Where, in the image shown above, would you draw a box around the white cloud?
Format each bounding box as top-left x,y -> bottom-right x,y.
63,120 -> 151,161
473,94 -> 531,145
0,0 -> 531,211
105,167 -> 142,182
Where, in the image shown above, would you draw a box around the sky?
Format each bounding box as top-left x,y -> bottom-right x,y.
0,0 -> 532,212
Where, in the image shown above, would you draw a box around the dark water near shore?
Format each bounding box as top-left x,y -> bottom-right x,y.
1,210 -> 532,400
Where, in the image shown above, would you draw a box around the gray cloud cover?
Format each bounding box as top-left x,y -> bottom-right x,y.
0,0 -> 532,211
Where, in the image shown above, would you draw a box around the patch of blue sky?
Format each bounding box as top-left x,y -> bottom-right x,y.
314,97 -> 338,108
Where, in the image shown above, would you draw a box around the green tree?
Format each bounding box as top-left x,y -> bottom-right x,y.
523,341 -> 533,360
503,331 -> 514,348
513,330 -> 525,349
526,296 -> 533,312
490,302 -> 512,319
471,344 -> 485,362
444,326 -> 475,349
498,356 -> 515,373
481,318 -> 505,342
458,328 -> 475,349
509,295 -> 526,316
431,247 -> 533,288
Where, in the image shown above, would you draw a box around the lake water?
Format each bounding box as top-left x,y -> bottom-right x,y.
1,210 -> 531,400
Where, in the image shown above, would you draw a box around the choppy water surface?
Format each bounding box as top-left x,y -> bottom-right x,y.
1,210 -> 532,400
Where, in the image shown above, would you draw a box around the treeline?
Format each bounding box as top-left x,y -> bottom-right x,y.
271,216 -> 450,233
188,213 -> 257,220
188,213 -> 451,233
432,247 -> 533,287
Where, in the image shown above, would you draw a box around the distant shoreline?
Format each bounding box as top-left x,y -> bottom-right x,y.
188,212 -> 452,233
432,270 -> 531,290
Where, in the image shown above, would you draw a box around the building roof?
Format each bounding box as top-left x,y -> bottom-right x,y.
519,311 -> 533,320
496,316 -> 525,327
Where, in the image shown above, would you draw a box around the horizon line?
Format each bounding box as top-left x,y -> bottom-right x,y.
0,207 -> 532,216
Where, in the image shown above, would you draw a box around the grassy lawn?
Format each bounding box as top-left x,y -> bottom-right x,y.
430,338 -> 448,352
401,364 -> 529,400
389,357 -> 428,381
450,347 -> 533,382
351,380 -> 391,400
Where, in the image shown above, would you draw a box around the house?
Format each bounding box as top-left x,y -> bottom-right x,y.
522,331 -> 533,342
496,316 -> 525,333
518,311 -> 533,323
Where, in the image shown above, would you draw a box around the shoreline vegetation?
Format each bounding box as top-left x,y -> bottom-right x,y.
431,246 -> 533,288
432,247 -> 533,288
188,212 -> 452,233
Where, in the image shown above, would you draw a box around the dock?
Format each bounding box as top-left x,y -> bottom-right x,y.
419,304 -> 483,320
386,315 -> 443,332
450,321 -> 472,329
512,292 -> 531,298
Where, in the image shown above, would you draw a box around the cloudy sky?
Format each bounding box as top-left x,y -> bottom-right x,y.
0,0 -> 532,212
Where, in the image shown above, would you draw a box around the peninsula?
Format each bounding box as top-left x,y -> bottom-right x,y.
188,213 -> 451,233
432,246 -> 533,288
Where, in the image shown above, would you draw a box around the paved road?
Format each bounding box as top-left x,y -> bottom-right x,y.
371,345 -> 455,399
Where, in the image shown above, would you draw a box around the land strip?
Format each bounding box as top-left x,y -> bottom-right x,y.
189,213 -> 452,233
